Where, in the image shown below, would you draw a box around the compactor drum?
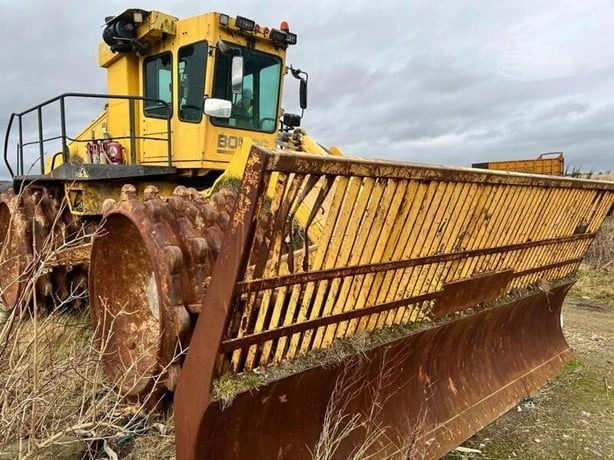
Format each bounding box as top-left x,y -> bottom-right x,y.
1,7 -> 613,459
0,187 -> 88,313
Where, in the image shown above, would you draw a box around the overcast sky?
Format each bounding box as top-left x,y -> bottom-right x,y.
1,0 -> 613,177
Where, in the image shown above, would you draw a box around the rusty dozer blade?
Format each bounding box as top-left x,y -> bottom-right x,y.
89,146 -> 614,458
185,283 -> 573,459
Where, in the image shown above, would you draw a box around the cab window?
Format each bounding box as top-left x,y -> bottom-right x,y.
143,52 -> 172,118
178,41 -> 208,123
211,47 -> 281,133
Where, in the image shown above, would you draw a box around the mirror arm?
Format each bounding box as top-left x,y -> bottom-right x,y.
289,66 -> 309,115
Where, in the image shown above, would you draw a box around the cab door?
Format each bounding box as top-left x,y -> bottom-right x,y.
173,41 -> 209,167
140,43 -> 210,168
140,52 -> 173,164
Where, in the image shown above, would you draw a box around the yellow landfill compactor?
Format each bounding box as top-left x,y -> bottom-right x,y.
0,9 -> 613,460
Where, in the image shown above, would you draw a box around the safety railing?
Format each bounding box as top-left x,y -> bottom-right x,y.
3,92 -> 172,177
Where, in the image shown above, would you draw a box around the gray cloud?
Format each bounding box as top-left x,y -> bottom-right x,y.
0,0 -> 612,178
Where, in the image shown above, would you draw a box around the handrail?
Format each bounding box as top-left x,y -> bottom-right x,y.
3,92 -> 173,178
3,114 -> 15,177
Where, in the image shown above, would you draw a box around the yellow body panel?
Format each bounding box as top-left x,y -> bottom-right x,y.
56,10 -> 288,176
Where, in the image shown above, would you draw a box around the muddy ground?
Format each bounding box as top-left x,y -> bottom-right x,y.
445,277 -> 614,459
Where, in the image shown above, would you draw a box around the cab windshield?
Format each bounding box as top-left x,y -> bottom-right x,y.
211,46 -> 282,133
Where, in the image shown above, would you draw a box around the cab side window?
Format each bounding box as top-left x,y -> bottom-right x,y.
178,41 -> 208,123
144,52 -> 172,118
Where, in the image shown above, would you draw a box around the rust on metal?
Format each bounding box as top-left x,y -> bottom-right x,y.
174,149 -> 269,459
0,186 -> 88,312
265,150 -> 614,190
0,188 -> 31,310
218,291 -> 439,354
193,283 -> 574,459
236,232 -> 594,294
47,242 -> 92,266
515,257 -> 584,276
89,182 -> 238,400
170,146 -> 614,459
218,255 -> 587,355
67,144 -> 614,457
433,269 -> 514,316
213,150 -> 612,374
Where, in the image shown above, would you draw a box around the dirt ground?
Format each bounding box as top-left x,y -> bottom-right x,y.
445,277 -> 614,459
1,269 -> 611,459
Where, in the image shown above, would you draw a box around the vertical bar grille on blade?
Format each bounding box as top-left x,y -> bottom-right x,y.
220,153 -> 610,372
174,146 -> 614,460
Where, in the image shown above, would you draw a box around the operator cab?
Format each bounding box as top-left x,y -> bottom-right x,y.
3,10 -> 308,182
96,9 -> 307,171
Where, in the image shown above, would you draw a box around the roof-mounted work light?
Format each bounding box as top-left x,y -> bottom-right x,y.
235,15 -> 256,32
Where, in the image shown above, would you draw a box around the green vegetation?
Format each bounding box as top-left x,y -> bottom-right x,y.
445,264 -> 614,459
448,342 -> 614,459
569,267 -> 614,305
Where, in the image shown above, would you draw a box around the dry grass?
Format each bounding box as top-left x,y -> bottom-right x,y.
1,182 -> 612,459
311,349 -> 428,460
212,321 -> 427,407
569,267 -> 614,305
591,172 -> 614,182
0,185 -> 175,459
584,215 -> 614,271
0,305 -> 175,459
1,311 -> 430,459
572,215 -> 614,304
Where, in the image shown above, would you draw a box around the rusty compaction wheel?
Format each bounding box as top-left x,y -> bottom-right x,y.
89,184 -> 235,402
0,187 -> 88,313
0,189 -> 32,312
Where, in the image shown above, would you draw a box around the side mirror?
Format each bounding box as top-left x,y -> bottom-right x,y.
231,56 -> 244,94
289,66 -> 308,111
204,98 -> 232,118
299,79 -> 307,110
